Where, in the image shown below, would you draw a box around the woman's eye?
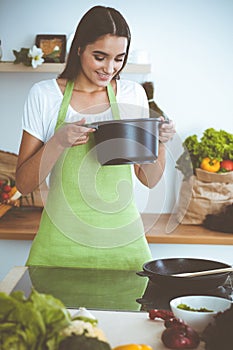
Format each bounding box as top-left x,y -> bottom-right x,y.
94,55 -> 104,61
94,55 -> 124,62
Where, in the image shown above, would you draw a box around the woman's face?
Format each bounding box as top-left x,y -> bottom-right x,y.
78,34 -> 128,88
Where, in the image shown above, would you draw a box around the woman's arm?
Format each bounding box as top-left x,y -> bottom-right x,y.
134,118 -> 176,188
134,143 -> 166,188
16,131 -> 64,195
16,119 -> 95,195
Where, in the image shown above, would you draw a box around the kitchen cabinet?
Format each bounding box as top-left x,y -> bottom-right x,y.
0,61 -> 151,74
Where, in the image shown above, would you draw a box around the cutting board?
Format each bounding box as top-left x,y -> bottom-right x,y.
69,309 -> 205,349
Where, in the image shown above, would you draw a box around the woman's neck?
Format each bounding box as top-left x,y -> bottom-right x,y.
73,74 -> 116,94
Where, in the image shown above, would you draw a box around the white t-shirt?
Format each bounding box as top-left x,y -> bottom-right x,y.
22,78 -> 149,143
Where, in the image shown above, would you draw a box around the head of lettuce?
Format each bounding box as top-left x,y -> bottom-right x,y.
0,289 -> 111,350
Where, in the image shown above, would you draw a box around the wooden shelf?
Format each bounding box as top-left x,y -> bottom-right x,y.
0,61 -> 151,74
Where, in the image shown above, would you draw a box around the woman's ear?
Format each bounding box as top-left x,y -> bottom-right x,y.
77,47 -> 80,56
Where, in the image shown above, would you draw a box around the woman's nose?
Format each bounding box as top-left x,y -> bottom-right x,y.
103,60 -> 115,74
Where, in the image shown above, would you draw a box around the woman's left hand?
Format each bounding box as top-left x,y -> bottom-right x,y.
159,117 -> 176,143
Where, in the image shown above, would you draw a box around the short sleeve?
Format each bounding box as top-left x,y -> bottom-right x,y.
22,83 -> 45,142
134,82 -> 149,118
117,79 -> 149,119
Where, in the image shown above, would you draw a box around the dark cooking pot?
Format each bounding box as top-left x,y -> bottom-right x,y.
89,118 -> 164,165
137,258 -> 232,291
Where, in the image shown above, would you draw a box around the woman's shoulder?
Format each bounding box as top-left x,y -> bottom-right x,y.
117,78 -> 143,92
116,79 -> 147,103
29,79 -> 58,96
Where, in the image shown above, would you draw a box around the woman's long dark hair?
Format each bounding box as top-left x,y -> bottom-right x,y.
59,6 -> 131,81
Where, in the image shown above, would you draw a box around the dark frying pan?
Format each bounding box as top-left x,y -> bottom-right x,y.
88,118 -> 165,165
137,258 -> 232,291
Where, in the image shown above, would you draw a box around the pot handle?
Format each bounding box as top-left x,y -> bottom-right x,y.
84,123 -> 99,130
150,116 -> 170,125
136,270 -> 151,277
162,113 -> 170,122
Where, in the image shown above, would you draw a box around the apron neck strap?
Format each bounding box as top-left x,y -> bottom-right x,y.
56,80 -> 120,130
107,82 -> 121,120
55,80 -> 74,131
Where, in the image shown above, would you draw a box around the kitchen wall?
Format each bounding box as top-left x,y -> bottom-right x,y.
0,0 -> 233,281
0,0 -> 232,214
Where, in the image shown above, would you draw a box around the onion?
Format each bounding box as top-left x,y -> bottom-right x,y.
161,324 -> 200,349
164,317 -> 185,329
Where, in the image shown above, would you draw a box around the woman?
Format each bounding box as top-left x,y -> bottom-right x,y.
16,6 -> 176,270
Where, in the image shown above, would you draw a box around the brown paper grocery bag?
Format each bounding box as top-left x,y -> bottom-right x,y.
176,172 -> 233,225
195,168 -> 233,183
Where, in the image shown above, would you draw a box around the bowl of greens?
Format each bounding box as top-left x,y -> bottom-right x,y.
170,295 -> 232,333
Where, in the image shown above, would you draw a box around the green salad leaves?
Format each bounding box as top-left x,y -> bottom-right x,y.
177,303 -> 213,313
0,289 -> 71,350
0,289 -> 112,350
176,128 -> 233,178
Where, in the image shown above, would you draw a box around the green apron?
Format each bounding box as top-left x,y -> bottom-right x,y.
26,81 -> 152,270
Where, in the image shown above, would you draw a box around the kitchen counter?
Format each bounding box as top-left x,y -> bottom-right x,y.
0,265 -> 220,349
0,266 -> 206,349
0,207 -> 232,245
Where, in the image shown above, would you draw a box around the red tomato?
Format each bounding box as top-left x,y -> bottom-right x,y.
1,192 -> 9,201
2,184 -> 12,193
220,159 -> 233,172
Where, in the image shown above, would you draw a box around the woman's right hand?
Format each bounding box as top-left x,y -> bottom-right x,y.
54,118 -> 96,148
16,118 -> 96,194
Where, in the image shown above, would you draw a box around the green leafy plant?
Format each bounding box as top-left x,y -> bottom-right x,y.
0,289 -> 70,349
0,289 -> 111,350
176,128 -> 233,179
13,45 -> 45,68
13,45 -> 61,68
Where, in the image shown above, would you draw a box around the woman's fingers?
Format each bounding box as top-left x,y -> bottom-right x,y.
72,121 -> 96,146
54,119 -> 96,148
159,119 -> 176,143
73,133 -> 90,145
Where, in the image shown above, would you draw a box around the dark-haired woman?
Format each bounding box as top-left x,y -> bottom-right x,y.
16,6 -> 176,270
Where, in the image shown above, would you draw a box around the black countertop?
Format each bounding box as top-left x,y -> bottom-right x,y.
12,266 -> 233,312
12,266 -> 147,311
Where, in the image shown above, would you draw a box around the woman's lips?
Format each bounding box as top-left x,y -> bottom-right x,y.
96,72 -> 111,81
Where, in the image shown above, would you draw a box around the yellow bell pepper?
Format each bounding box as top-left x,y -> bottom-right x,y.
200,157 -> 220,173
113,344 -> 153,350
